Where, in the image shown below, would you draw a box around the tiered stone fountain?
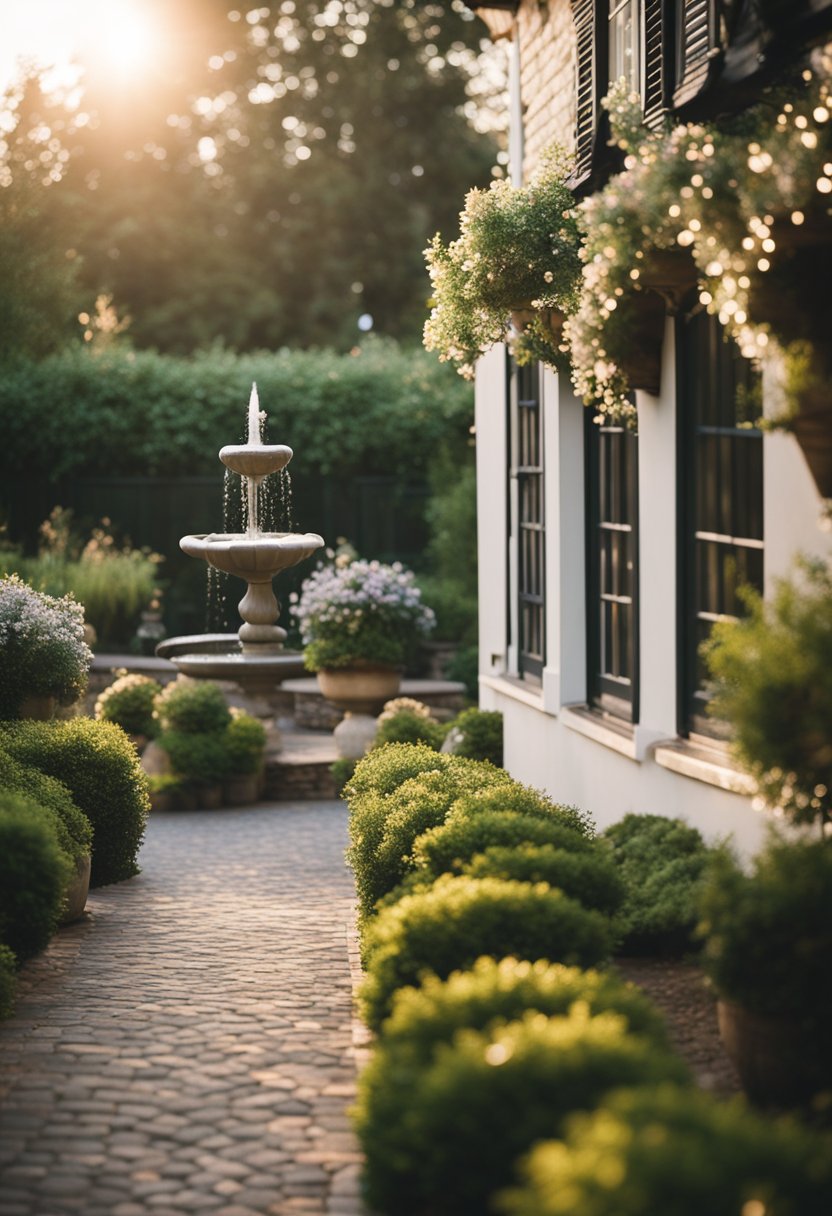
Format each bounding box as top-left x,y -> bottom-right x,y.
157,385 -> 324,708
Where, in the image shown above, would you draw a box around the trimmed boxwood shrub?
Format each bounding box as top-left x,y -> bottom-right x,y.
360,875 -> 615,1031
354,1005 -> 689,1216
224,710 -> 267,776
344,741 -> 451,801
347,756 -> 513,922
154,680 -> 231,734
602,813 -> 715,955
448,707 -> 504,766
157,730 -> 230,784
0,944 -> 16,1018
451,784 -> 595,840
95,672 -> 162,737
0,746 -> 92,864
374,709 -> 446,751
499,1084 -> 832,1216
464,844 -> 626,917
0,791 -> 70,961
1,719 -> 149,887
412,809 -> 595,881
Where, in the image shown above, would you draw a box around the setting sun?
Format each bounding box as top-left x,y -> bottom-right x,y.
79,0 -> 159,78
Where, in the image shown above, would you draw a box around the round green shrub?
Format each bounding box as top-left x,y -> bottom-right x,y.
374,709 -> 446,751
412,809 -> 595,882
465,844 -> 626,917
499,1084 -> 832,1216
355,1004 -> 689,1216
344,741 -> 450,801
154,680 -> 231,734
157,730 -> 230,784
602,813 -> 714,955
331,757 -> 357,795
224,710 -> 266,776
95,672 -> 162,737
0,791 -> 70,961
349,763 -> 514,926
451,784 -> 595,840
699,836 -> 832,1036
0,943 -> 16,1018
0,746 -> 92,864
449,707 -> 504,766
1,718 -> 149,887
376,955 -> 669,1062
360,875 -> 615,1031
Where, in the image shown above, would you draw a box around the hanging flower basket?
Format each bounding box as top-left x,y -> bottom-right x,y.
637,249 -> 698,311
614,290 -> 667,397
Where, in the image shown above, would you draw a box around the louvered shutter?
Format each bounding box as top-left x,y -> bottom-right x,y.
571,0 -> 598,187
674,0 -> 718,107
643,0 -> 667,126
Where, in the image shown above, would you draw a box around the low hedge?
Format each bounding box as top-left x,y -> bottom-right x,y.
450,785 -> 595,841
500,1084 -> 832,1216
154,680 -> 231,734
0,746 -> 92,864
344,741 -> 453,801
1,718 -> 149,887
157,730 -> 231,784
0,791 -> 70,962
449,707 -> 504,766
411,809 -> 595,882
359,875 -> 615,1032
464,843 -> 626,918
348,757 -> 513,924
355,1005 -> 689,1216
374,709 -> 446,751
0,944 -> 16,1018
602,814 -> 715,955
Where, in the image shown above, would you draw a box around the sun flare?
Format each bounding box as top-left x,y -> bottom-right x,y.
79,0 -> 159,79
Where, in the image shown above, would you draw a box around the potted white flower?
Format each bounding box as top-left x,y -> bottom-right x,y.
0,575 -> 93,720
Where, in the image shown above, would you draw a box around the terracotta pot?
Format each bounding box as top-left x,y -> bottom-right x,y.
316,666 -> 401,715
17,694 -> 57,721
717,998 -> 825,1105
60,853 -> 91,925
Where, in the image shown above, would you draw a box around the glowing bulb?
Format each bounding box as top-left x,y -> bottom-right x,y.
814,106 -> 830,123
699,291 -> 712,305
668,204 -> 681,217
818,178 -> 832,194
757,258 -> 770,271
791,210 -> 805,225
677,230 -> 695,247
762,238 -> 776,253
706,261 -> 723,276
801,131 -> 818,149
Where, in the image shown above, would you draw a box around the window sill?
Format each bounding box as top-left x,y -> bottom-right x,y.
479,673 -> 548,713
653,740 -> 755,796
560,705 -> 639,760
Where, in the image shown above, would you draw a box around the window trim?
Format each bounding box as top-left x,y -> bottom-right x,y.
508,359 -> 546,683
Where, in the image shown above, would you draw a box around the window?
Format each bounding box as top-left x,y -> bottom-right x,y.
586,413 -> 640,721
609,0 -> 642,97
678,310 -> 763,739
509,360 -> 546,681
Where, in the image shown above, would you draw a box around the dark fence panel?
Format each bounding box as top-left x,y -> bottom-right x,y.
2,474 -> 431,640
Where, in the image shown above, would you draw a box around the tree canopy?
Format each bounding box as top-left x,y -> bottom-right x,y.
0,0 -> 505,358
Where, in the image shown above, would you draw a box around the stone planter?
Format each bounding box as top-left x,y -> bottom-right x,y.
717,998 -> 824,1105
60,853 -> 91,925
316,665 -> 402,760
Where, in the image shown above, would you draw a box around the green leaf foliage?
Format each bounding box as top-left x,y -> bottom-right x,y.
355,1004 -> 688,1216
359,875 -> 615,1032
95,673 -> 162,737
699,836 -> 832,1031
349,762 -> 513,927
1,719 -> 149,887
450,785 -> 595,840
704,560 -> 832,828
0,343 -> 474,482
464,844 -> 626,918
344,741 -> 450,801
0,791 -> 71,961
602,814 -> 715,956
373,710 -> 446,751
447,707 -> 504,766
0,746 -> 92,865
499,1084 -> 832,1216
154,680 -> 231,734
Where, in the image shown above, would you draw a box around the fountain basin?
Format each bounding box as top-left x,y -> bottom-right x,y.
219,444 -> 293,480
180,531 -> 324,580
157,634 -> 306,699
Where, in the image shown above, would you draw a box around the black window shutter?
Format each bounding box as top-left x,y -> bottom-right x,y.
643,0 -> 668,126
571,0 -> 598,188
674,0 -> 719,108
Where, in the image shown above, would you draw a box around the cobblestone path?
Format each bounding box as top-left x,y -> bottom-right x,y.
0,802 -> 366,1216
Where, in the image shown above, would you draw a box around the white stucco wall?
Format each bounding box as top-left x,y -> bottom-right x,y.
475,325 -> 832,859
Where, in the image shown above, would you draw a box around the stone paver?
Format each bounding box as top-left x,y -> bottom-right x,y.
0,802 -> 367,1215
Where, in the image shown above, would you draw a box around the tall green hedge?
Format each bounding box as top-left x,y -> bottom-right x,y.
0,340 -> 473,481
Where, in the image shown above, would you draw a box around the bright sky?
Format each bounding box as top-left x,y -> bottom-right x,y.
0,0 -> 160,92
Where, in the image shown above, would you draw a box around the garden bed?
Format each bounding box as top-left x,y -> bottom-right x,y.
617,956 -> 740,1096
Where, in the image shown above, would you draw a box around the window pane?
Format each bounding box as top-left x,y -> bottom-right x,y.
510,361 -> 545,680
609,0 -> 641,95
